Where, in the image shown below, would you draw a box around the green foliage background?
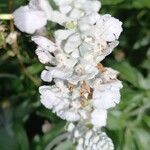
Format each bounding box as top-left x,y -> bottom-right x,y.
0,0 -> 150,150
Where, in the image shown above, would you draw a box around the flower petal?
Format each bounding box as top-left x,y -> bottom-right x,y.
97,14 -> 123,42
91,109 -> 107,127
13,6 -> 47,34
32,36 -> 57,52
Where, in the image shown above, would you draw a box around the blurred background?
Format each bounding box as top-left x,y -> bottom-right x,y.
0,0 -> 150,150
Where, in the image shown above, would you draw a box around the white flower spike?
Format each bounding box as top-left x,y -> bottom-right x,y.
14,0 -> 123,149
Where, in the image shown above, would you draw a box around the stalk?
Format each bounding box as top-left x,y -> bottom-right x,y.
0,14 -> 13,20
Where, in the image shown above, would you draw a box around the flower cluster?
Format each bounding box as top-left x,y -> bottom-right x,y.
67,122 -> 114,150
13,0 -> 123,149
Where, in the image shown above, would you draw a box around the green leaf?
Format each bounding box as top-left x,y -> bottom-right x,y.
123,129 -> 136,150
112,61 -> 150,89
14,100 -> 31,122
141,59 -> 150,70
0,128 -> 18,150
42,122 -> 65,146
54,140 -> 75,150
143,116 -> 150,128
27,63 -> 43,75
120,85 -> 143,110
36,107 -> 61,123
107,110 -> 127,130
134,128 -> 150,150
137,77 -> 150,90
13,124 -> 30,150
132,0 -> 150,9
101,0 -> 124,5
112,61 -> 142,86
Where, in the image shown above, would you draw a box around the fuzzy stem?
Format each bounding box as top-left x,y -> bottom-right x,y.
0,14 -> 14,20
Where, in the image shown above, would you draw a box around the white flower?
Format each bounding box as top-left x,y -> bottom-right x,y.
68,123 -> 114,150
94,41 -> 119,63
95,14 -> 123,42
53,0 -> 73,6
61,110 -> 80,122
91,109 -> 107,127
81,0 -> 101,13
39,81 -> 84,122
78,13 -> 101,26
32,36 -> 58,52
50,11 -> 70,25
35,47 -> 57,64
39,85 -> 60,109
59,5 -> 72,14
14,0 -> 123,148
54,29 -> 75,44
13,6 -> 47,34
93,80 -> 123,109
41,66 -> 73,82
67,123 -> 75,132
64,33 -> 82,53
68,64 -> 99,84
29,0 -> 53,19
53,0 -> 101,22
100,67 -> 119,82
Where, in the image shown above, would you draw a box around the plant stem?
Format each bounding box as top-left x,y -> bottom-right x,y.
11,39 -> 41,86
45,133 -> 70,150
0,14 -> 13,20
0,73 -> 17,79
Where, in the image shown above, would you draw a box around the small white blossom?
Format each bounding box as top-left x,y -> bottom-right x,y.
91,109 -> 107,128
41,67 -> 73,82
35,47 -> 56,64
67,122 -> 114,150
67,123 -> 75,132
13,6 -> 47,34
32,36 -> 58,52
29,0 -> 53,19
93,80 -> 123,109
95,14 -> 123,42
53,0 -> 101,20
